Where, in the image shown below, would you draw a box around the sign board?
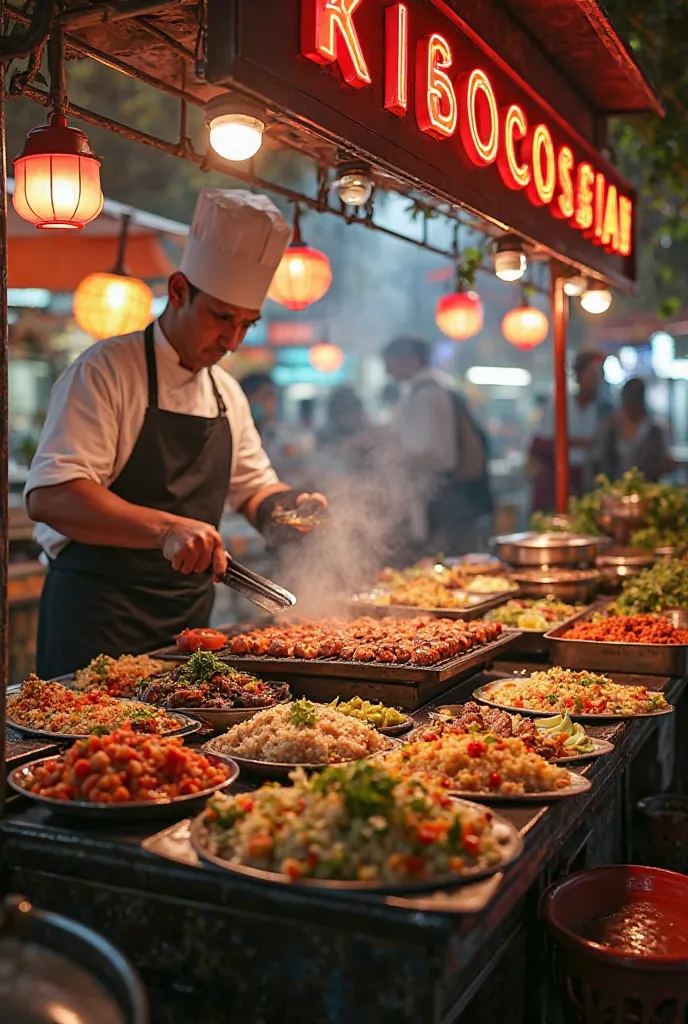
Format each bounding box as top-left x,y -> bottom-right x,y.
208,0 -> 636,287
267,321 -> 317,345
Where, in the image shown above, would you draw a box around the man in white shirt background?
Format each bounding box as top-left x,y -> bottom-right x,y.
26,189 -> 325,677
382,335 -> 492,558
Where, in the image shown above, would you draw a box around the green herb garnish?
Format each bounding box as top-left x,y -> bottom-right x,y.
289,699 -> 317,727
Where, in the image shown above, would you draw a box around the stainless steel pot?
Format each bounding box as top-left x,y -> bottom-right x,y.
492,531 -> 608,568
597,546 -> 655,591
507,569 -> 601,603
595,493 -> 650,544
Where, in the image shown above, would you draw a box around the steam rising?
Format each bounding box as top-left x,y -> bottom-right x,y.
276,442 -> 424,617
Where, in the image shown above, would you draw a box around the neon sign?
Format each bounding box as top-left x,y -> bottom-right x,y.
299,0 -> 634,258
301,0 -> 371,87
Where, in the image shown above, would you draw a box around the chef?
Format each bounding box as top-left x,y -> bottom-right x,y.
26,189 -> 326,678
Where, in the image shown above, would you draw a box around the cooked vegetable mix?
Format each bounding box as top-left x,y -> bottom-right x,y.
201,761 -> 508,882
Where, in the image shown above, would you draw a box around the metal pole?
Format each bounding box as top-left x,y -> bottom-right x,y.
0,0 -> 9,816
550,264 -> 570,514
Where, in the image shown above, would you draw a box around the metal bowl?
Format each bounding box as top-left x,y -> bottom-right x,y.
597,546 -> 655,591
0,895 -> 148,1023
507,569 -> 601,603
596,493 -> 650,544
492,531 -> 608,568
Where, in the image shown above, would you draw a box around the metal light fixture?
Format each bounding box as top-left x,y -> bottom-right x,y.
580,282 -> 613,315
13,25 -> 103,230
493,235 -> 527,282
73,215 -> 153,339
563,273 -> 587,297
332,161 -> 374,207
206,94 -> 266,162
268,208 -> 332,311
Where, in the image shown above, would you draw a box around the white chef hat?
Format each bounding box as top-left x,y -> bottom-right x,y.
179,189 -> 292,309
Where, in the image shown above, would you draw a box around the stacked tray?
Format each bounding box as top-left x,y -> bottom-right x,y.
545,614 -> 688,676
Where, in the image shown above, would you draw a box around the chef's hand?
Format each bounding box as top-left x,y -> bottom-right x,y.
295,492 -> 328,516
160,517 -> 228,575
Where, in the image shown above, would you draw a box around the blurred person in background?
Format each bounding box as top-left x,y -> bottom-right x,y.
240,372 -> 314,489
382,335 -> 492,557
594,377 -> 673,482
317,386 -> 396,479
529,351 -> 609,510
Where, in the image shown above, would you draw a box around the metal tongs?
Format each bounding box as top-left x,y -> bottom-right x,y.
216,558 -> 296,615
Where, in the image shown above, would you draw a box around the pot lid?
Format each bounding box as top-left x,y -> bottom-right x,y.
495,532 -> 606,549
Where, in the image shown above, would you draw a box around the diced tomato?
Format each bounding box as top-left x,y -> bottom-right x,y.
422,731 -> 439,742
417,821 -> 448,845
176,628 -> 227,653
73,758 -> 91,779
488,772 -> 502,790
463,834 -> 480,856
467,740 -> 487,757
283,858 -> 305,880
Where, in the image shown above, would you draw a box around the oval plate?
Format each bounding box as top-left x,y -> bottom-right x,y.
472,681 -> 674,721
427,706 -> 615,763
6,707 -> 201,742
8,753 -> 239,822
201,735 -> 401,780
164,695 -> 292,733
378,714 -> 414,736
446,770 -> 592,804
188,798 -> 523,893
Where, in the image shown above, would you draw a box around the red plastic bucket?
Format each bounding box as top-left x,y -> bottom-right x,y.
541,865 -> 688,1024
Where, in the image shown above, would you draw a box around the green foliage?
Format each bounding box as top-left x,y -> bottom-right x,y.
605,0 -> 688,309
530,470 -> 688,551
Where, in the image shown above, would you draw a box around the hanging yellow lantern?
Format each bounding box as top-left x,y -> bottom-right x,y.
268,208 -> 332,310
501,304 -> 549,350
73,272 -> 153,340
309,342 -> 345,373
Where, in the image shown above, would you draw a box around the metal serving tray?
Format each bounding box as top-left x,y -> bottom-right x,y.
492,607 -> 590,656
348,588 -> 519,621
545,616 -> 688,677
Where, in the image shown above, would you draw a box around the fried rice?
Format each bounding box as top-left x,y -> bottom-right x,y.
209,700 -> 393,764
385,731 -> 571,795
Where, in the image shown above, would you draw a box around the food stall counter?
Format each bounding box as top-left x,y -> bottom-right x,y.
0,668 -> 683,1024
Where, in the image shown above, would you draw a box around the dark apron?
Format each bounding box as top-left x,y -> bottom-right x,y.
37,323 -> 232,678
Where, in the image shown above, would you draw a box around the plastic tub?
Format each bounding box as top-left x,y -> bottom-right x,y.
542,865 -> 688,1024
637,795 -> 688,874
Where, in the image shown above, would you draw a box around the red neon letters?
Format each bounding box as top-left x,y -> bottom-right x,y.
300,0 -> 633,258
498,104 -> 530,190
459,69 -> 499,166
301,0 -> 371,87
416,33 -> 457,139
384,3 -> 408,116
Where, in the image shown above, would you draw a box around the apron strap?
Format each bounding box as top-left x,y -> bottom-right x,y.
143,322 -> 159,408
208,370 -> 227,416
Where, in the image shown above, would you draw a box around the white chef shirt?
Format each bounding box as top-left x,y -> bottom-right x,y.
25,321 -> 278,558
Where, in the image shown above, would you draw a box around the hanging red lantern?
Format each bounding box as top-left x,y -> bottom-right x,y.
13,113 -> 103,230
309,342 -> 345,373
501,305 -> 549,350
268,208 -> 332,311
435,289 -> 484,341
